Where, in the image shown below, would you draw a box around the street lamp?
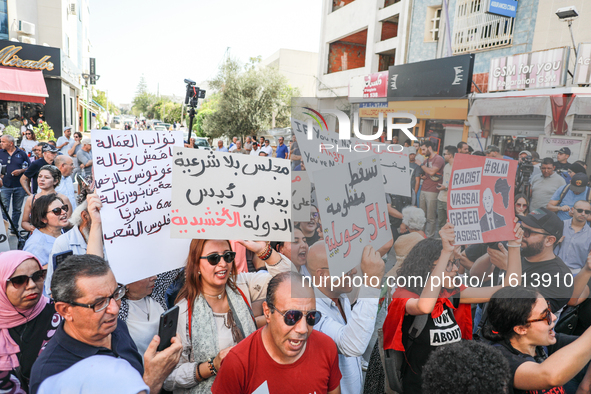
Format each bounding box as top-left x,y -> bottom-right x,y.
556,6 -> 579,57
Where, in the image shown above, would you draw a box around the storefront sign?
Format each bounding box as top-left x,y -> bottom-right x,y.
487,0 -> 517,18
359,99 -> 469,119
488,47 -> 568,92
0,40 -> 60,77
574,43 -> 591,85
537,136 -> 584,163
349,71 -> 388,99
387,54 -> 474,100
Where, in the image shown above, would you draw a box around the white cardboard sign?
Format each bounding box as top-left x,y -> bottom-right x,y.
93,130 -> 190,285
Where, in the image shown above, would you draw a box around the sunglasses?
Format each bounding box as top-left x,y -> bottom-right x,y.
200,251 -> 236,265
7,269 -> 47,289
527,305 -> 552,325
48,205 -> 69,216
267,302 -> 322,326
522,228 -> 550,238
446,259 -> 461,272
576,208 -> 591,215
310,212 -> 319,220
67,284 -> 126,313
516,203 -> 528,208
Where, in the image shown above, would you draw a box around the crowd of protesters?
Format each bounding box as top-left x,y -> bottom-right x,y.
0,126 -> 590,394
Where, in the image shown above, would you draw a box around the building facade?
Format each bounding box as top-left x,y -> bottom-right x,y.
0,0 -> 92,136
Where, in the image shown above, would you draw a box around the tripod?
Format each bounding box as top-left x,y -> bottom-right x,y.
184,79 -> 206,144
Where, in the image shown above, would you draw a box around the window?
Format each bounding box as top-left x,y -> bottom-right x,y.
424,6 -> 442,42
0,0 -> 7,40
451,0 -> 514,54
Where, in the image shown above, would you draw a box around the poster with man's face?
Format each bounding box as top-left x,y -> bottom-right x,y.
447,154 -> 518,245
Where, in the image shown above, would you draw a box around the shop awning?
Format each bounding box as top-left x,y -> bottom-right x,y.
0,66 -> 48,104
467,97 -> 553,135
565,95 -> 591,135
92,99 -> 106,111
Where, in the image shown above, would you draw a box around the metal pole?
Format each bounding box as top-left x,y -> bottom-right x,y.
568,20 -> 578,58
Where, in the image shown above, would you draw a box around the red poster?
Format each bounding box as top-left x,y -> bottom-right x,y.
447,154 -> 518,245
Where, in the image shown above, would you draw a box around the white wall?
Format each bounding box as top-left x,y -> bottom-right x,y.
261,48 -> 318,97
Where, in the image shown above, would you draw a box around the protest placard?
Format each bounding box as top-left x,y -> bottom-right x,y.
447,154 -> 517,245
291,118 -> 410,196
93,130 -> 191,285
314,155 -> 392,277
170,147 -> 292,241
292,171 -> 312,222
0,221 -> 9,253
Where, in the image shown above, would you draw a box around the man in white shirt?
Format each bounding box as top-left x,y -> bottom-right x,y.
260,139 -> 273,156
54,155 -> 77,210
56,126 -> 73,155
306,242 -> 385,394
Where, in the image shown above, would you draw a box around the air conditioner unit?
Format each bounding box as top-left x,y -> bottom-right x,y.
19,36 -> 36,45
18,20 -> 35,36
69,3 -> 76,15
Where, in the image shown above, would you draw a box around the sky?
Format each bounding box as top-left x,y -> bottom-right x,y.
89,0 -> 322,106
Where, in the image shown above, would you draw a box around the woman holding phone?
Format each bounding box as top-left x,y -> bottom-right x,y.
163,239 -> 290,393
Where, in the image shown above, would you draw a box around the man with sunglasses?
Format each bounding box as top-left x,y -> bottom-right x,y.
0,134 -> 30,231
306,242 -> 384,394
30,255 -> 182,394
517,208 -> 573,315
212,271 -> 342,394
555,200 -> 591,275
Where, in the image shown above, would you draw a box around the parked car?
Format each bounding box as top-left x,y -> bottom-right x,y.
154,125 -> 167,131
183,130 -> 211,149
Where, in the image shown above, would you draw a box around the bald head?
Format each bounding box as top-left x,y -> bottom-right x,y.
574,200 -> 591,210
54,155 -> 74,177
306,241 -> 328,275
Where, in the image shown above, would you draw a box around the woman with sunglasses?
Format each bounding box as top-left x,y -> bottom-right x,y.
515,193 -> 530,216
0,251 -> 62,392
23,194 -> 69,269
484,286 -> 591,394
163,239 -> 290,394
21,165 -> 72,233
19,129 -> 37,157
366,222 -> 523,394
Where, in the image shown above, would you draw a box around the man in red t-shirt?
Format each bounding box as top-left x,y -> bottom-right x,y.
212,272 -> 342,394
419,140 -> 445,237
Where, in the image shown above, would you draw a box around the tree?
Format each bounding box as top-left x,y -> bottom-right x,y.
203,57 -> 298,139
193,94 -> 219,137
94,90 -> 120,116
132,75 -> 157,117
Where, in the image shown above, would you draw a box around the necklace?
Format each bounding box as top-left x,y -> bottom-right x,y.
203,290 -> 225,300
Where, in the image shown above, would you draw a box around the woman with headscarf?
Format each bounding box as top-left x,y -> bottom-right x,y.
0,251 -> 62,393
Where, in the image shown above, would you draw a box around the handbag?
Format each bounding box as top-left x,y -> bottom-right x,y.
17,230 -> 31,250
555,305 -> 579,335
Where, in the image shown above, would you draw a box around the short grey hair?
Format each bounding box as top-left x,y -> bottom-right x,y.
402,206 -> 426,231
81,137 -> 91,145
69,199 -> 88,227
51,254 -> 111,303
1,135 -> 14,145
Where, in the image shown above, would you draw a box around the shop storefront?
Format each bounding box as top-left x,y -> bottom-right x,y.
348,55 -> 475,154
0,40 -> 82,137
467,46 -> 591,162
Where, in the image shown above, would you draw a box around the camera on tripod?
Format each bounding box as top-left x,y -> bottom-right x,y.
184,79 -> 206,108
515,154 -> 534,196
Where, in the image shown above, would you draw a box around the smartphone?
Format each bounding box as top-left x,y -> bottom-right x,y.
157,305 -> 179,352
76,173 -> 89,188
52,250 -> 73,271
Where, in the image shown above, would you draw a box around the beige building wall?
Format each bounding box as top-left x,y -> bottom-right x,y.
532,0 -> 591,74
261,48 -> 318,97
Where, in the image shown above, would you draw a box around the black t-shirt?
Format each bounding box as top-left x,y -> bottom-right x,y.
494,334 -> 576,394
23,158 -> 49,194
401,296 -> 462,394
521,256 -> 573,313
304,230 -> 320,247
0,148 -> 30,188
3,302 -> 62,393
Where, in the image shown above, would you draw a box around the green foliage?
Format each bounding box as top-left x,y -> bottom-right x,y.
132,76 -> 157,117
34,122 -> 55,141
193,94 -> 219,138
94,90 -> 121,116
3,125 -> 20,139
203,57 -> 299,139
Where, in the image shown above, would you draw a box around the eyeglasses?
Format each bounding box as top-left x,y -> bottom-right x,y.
25,133 -> 32,136
527,305 -> 552,325
575,208 -> 591,215
310,212 -> 319,221
267,302 -> 322,326
48,205 -> 69,216
522,228 -> 550,238
67,284 -> 126,312
200,251 -> 236,265
516,203 -> 528,208
7,269 -> 47,289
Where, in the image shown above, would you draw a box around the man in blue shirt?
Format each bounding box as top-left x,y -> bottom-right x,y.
555,200 -> 591,274
0,135 -> 30,231
548,173 -> 591,221
30,254 -> 182,394
216,140 -> 229,152
275,136 -> 289,159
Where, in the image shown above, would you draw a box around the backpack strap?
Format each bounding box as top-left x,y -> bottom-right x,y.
558,184 -> 571,205
406,314 -> 429,344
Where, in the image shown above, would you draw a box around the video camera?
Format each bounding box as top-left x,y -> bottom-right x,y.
184,80 -> 206,108
515,155 -> 534,196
